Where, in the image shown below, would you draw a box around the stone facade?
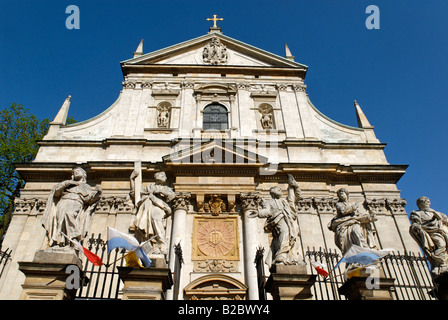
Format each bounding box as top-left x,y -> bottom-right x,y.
0,26 -> 420,300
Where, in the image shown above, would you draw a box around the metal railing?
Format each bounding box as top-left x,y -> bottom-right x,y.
305,247 -> 436,300
76,234 -> 126,300
0,246 -> 11,280
75,235 -> 436,300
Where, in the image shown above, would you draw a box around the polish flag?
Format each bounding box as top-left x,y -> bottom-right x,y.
62,232 -> 103,266
311,260 -> 329,278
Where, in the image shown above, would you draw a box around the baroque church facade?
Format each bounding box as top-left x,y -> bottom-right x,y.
0,21 -> 421,300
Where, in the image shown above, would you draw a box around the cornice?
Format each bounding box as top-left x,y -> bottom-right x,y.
121,64 -> 305,78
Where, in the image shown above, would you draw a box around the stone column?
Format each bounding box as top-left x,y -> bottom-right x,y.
338,268 -> 395,300
18,250 -> 83,300
240,192 -> 262,300
265,264 -> 316,300
166,192 -> 191,300
117,267 -> 173,300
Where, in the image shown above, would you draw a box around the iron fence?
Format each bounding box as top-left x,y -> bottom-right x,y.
0,246 -> 12,280
76,234 -> 126,300
305,247 -> 436,300
75,235 -> 436,300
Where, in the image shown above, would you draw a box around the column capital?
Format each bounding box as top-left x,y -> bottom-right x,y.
172,192 -> 191,211
239,192 -> 263,211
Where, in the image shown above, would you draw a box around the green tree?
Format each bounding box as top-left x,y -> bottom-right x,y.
0,103 -> 75,241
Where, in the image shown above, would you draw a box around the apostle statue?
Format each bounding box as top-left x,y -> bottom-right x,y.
130,170 -> 175,255
41,167 -> 103,248
248,174 -> 303,268
328,188 -> 371,255
409,196 -> 448,276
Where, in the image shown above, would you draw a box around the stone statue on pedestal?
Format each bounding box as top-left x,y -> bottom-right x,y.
130,170 -> 175,255
328,188 -> 370,255
41,167 -> 102,249
410,196 -> 448,276
248,174 -> 303,268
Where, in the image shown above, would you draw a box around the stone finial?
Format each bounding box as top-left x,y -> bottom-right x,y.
284,43 -> 295,61
133,39 -> 143,58
354,100 -> 374,129
50,95 -> 71,125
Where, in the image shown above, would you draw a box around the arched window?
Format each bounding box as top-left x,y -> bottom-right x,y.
203,104 -> 228,130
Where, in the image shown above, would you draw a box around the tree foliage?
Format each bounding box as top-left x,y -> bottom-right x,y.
0,103 -> 75,240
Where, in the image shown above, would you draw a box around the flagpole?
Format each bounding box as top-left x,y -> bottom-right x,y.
105,235 -> 157,268
105,251 -> 132,268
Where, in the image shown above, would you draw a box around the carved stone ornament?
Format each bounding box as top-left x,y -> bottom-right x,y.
202,37 -> 229,65
96,196 -> 133,214
240,192 -> 263,212
14,198 -> 46,216
197,220 -> 235,257
172,192 -> 191,211
194,259 -> 237,273
203,194 -> 226,216
192,216 -> 239,261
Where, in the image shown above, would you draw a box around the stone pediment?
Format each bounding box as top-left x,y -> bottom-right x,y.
122,32 -> 307,70
162,140 -> 268,165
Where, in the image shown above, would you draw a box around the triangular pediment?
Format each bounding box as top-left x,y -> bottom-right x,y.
163,140 -> 268,165
122,32 -> 307,69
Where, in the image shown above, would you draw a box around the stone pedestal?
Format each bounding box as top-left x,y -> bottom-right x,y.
265,264 -> 316,300
430,272 -> 448,300
118,260 -> 173,300
18,249 -> 83,300
338,268 -> 395,300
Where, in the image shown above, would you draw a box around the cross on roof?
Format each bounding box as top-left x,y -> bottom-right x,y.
207,14 -> 223,28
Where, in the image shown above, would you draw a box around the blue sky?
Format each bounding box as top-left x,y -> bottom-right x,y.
1,0 -> 447,214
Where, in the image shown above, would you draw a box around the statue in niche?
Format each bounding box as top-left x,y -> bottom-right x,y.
327,188 -> 372,255
260,113 -> 273,129
41,167 -> 102,249
130,170 -> 175,255
157,104 -> 171,128
409,196 -> 448,276
259,104 -> 274,129
248,174 -> 303,268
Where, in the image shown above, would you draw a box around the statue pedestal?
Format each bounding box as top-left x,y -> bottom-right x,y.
265,264 -> 316,300
430,272 -> 448,300
118,259 -> 173,300
338,268 -> 395,300
18,249 -> 83,300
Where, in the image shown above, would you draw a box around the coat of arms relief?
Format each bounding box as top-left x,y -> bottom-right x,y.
202,37 -> 229,65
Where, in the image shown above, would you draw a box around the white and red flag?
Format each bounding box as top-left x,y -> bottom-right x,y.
310,260 -> 329,278
62,232 -> 103,266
